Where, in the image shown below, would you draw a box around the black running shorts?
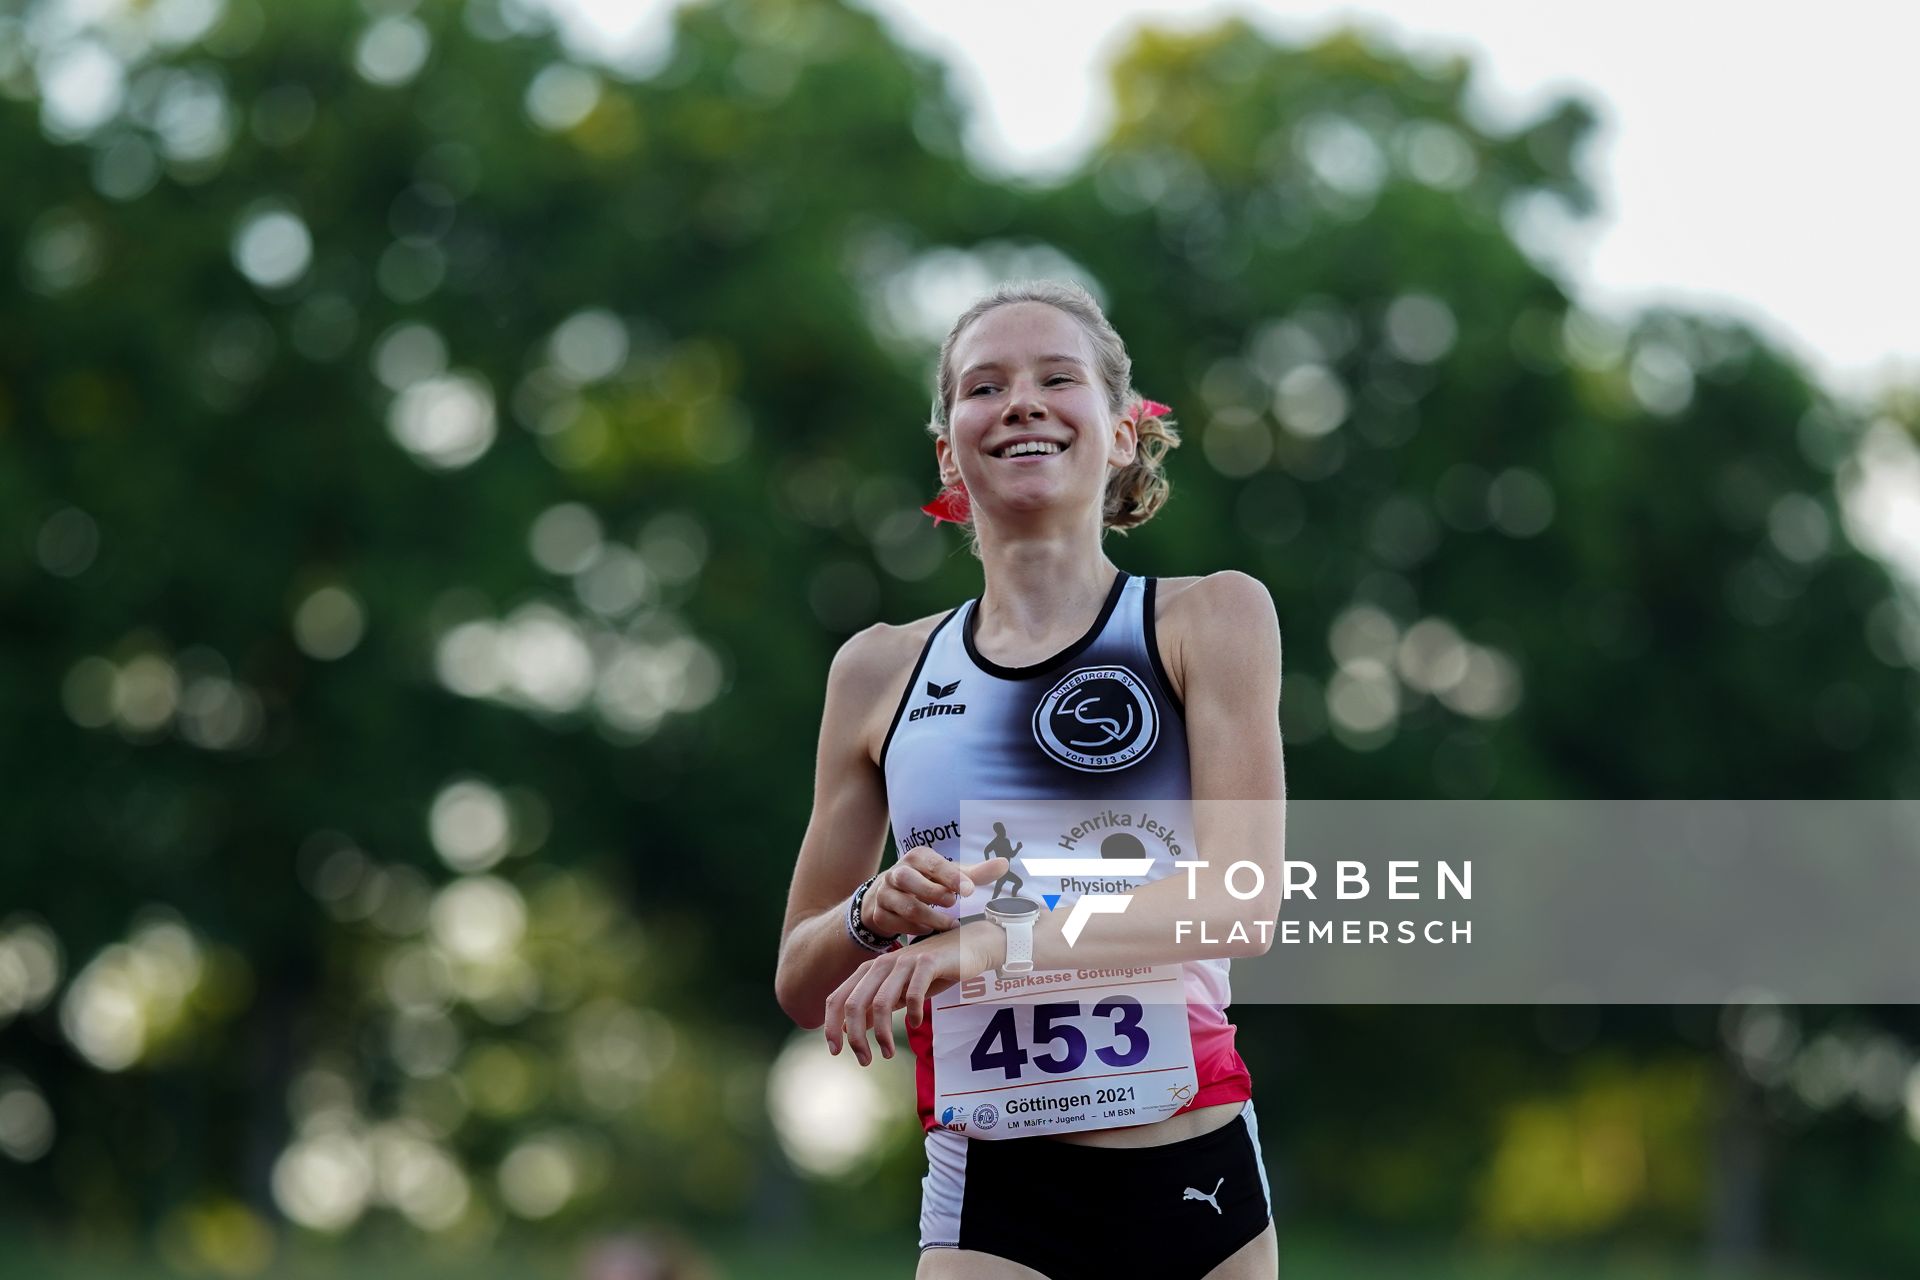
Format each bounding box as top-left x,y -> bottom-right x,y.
919,1100 -> 1273,1278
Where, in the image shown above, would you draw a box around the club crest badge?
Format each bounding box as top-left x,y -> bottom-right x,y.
1032,665 -> 1159,772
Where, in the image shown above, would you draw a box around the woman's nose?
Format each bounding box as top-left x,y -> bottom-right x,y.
1003,388 -> 1044,421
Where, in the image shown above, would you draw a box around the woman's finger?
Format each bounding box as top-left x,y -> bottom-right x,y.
963,857 -> 1010,888
840,957 -> 893,1066
878,888 -> 953,936
823,963 -> 865,1055
905,850 -> 973,898
888,865 -> 957,907
869,961 -> 914,1059
900,845 -> 950,874
904,961 -> 940,1029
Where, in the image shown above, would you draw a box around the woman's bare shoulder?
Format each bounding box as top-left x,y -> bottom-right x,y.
833,610 -> 949,684
1152,572 -> 1280,701
1155,571 -> 1276,617
1151,574 -> 1209,609
830,609 -> 955,763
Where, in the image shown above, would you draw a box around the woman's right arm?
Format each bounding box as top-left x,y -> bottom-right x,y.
774,626 -> 910,1029
776,624 -> 1009,1028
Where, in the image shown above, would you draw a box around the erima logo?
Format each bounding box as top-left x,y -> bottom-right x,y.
908,677 -> 966,722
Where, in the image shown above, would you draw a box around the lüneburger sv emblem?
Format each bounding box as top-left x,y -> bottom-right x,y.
1032,665 -> 1158,772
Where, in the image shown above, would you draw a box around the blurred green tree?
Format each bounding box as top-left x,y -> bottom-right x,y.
1,0 -> 1916,1274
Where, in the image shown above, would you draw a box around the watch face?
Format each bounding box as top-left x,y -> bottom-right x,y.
984,896 -> 1039,921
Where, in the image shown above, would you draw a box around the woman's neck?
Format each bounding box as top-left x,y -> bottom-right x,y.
973,532 -> 1119,651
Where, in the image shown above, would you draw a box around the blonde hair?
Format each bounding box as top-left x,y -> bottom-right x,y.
924,280 -> 1180,545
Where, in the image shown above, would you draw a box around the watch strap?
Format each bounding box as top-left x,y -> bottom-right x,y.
1004,921 -> 1033,967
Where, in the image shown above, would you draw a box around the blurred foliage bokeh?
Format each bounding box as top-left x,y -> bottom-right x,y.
4,0 -> 1920,1275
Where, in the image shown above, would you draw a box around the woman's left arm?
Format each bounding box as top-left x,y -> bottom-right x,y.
825,571 -> 1285,1063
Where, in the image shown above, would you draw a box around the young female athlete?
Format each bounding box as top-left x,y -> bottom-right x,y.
775,280 -> 1285,1279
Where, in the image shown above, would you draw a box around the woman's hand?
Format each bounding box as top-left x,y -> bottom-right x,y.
824,921 -> 1006,1066
860,848 -> 1008,939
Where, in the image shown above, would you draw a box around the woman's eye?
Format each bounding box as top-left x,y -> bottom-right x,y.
967,376 -> 1070,395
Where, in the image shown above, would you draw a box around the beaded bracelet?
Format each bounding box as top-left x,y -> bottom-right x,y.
845,871 -> 898,953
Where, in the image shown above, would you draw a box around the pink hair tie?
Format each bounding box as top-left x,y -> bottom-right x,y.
1135,398 -> 1173,420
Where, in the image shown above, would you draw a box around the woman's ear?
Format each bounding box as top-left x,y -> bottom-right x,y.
934,434 -> 960,487
1109,413 -> 1140,469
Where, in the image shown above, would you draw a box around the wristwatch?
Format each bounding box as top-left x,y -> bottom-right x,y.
984,896 -> 1039,974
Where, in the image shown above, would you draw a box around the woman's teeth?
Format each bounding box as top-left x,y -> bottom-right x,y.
998,441 -> 1063,458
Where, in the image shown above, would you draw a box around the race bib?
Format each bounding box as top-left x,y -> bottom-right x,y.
930,964 -> 1197,1139
923,798 -> 1202,1139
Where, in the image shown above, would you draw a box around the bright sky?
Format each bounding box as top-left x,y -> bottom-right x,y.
551,0 -> 1918,405
886,0 -> 1920,404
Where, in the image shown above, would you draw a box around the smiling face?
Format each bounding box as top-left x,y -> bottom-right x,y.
936,302 -> 1138,525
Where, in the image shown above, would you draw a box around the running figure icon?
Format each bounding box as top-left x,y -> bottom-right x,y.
984,820 -> 1024,899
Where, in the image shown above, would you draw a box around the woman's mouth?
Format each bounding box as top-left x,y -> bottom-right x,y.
991,439 -> 1068,460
